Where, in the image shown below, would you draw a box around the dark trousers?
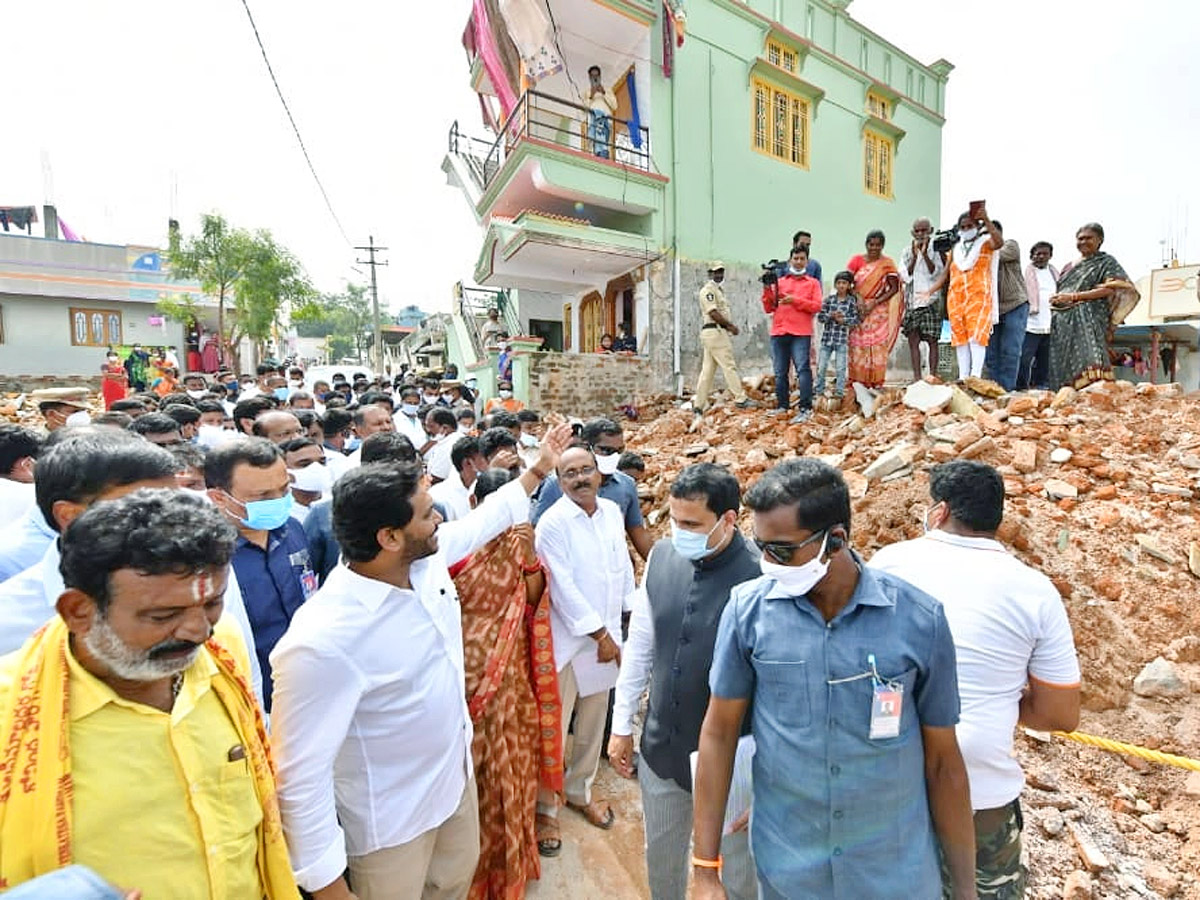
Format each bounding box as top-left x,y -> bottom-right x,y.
983,303 -> 1029,391
1017,332 -> 1051,390
771,334 -> 812,411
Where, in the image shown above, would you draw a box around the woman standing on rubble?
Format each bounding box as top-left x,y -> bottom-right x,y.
846,230 -> 902,388
1048,223 -> 1139,390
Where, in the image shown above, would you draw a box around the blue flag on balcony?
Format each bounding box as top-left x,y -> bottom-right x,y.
626,68 -> 643,149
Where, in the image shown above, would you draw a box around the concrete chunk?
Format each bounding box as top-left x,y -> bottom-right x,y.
902,381 -> 954,413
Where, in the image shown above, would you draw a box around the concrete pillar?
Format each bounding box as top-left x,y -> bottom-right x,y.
42,205 -> 58,240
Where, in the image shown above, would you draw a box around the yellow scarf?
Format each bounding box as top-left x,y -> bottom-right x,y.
0,617 -> 299,897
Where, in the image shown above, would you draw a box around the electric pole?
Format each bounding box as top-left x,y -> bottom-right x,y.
355,236 -> 388,372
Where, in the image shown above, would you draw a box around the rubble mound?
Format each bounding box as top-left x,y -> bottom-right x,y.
628,379 -> 1200,898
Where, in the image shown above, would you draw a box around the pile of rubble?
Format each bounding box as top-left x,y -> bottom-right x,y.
627,378 -> 1200,899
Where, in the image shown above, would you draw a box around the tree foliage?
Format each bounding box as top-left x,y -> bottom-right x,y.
162,213 -> 315,369
292,283 -> 372,363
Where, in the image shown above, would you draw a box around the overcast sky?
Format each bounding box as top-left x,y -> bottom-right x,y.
2,1 -> 1197,317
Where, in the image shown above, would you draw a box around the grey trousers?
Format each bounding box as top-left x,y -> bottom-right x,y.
638,758 -> 757,900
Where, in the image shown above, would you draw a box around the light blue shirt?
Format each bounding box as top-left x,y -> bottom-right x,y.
0,542 -> 265,713
0,506 -> 56,584
709,559 -> 959,900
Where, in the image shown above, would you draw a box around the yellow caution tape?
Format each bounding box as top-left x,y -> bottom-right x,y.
1052,730 -> 1200,772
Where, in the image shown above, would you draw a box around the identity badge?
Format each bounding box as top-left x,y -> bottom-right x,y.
300,568 -> 318,599
869,682 -> 903,740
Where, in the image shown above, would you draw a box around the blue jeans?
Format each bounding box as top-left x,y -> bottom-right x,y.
815,342 -> 848,396
588,110 -> 611,158
771,334 -> 812,410
983,302 -> 1029,391
1018,332 -> 1051,389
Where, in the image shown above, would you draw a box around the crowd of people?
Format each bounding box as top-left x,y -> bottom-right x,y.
0,334 -> 1085,900
692,213 -> 1141,420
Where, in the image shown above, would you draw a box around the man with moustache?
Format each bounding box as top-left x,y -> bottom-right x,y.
534,444 -> 635,838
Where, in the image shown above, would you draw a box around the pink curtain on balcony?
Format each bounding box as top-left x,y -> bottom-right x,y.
497,0 -> 562,83
472,0 -> 518,119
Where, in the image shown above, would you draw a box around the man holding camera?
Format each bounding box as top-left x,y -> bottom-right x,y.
695,262 -> 756,414
762,246 -> 822,423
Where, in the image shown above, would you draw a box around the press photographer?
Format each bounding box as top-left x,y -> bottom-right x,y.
761,245 -> 822,423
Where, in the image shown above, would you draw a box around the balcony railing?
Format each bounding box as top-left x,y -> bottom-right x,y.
449,89 -> 652,193
457,284 -> 516,361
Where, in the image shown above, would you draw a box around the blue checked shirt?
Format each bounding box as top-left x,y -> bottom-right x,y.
816,293 -> 861,348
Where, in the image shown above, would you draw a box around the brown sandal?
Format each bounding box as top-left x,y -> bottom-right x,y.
536,813 -> 562,857
566,799 -> 615,829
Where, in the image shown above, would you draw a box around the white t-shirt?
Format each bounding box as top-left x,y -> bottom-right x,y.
1028,266 -> 1056,335
869,531 -> 1080,809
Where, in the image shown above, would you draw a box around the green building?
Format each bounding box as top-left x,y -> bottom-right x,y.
444,0 -> 951,400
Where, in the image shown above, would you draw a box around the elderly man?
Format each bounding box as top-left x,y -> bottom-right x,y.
345,404 -> 395,467
0,489 -> 295,897
1019,242 -> 1059,390
253,410 -> 306,445
610,463 -> 761,900
870,461 -> 1080,899
900,217 -> 947,379
534,444 -> 635,846
270,425 -> 571,900
692,459 -> 976,900
207,437 -> 317,709
695,261 -> 755,414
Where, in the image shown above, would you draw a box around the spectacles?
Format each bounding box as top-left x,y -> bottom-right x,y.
591,445 -> 622,456
753,528 -> 826,564
561,465 -> 597,481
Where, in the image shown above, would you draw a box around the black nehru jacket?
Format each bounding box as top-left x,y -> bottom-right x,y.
640,533 -> 760,791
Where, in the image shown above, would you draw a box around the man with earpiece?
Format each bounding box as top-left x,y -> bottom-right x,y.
692,458 -> 978,900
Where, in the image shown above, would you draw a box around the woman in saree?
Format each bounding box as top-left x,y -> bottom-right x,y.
100,350 -> 128,409
846,230 -> 903,388
452,468 -> 563,899
1048,223 -> 1139,390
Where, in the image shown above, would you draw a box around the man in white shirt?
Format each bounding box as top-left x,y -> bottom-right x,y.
1019,241 -> 1059,390
392,385 -> 428,447
343,404 -> 395,468
870,460 -> 1080,900
534,445 -> 634,839
0,423 -> 41,520
270,424 -> 571,900
429,437 -> 486,522
422,407 -> 460,483
899,217 -> 947,380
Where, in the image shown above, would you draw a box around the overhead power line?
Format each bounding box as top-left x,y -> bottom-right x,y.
238,0 -> 351,245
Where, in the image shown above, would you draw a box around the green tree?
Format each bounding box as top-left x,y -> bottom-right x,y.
293,283 -> 372,363
163,213 -> 315,370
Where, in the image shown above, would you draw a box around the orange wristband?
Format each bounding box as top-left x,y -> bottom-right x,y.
692,855 -> 723,870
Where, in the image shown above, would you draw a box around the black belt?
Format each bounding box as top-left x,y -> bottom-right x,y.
702,323 -> 721,330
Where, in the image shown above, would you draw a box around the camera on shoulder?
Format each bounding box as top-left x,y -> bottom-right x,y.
932,229 -> 958,254
760,260 -> 782,286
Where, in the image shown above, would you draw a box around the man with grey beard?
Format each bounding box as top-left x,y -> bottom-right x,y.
0,489 -> 297,897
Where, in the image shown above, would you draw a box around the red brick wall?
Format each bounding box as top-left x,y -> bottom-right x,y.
526,352 -> 655,417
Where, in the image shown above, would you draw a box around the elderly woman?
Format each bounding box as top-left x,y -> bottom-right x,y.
1048,223 -> 1139,390
846,230 -> 902,388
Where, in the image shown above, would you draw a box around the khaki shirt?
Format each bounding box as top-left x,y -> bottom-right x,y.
698,280 -> 731,324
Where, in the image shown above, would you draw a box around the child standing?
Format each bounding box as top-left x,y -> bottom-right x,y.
815,271 -> 860,398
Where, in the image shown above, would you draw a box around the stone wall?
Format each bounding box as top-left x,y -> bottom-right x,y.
0,374 -> 103,392
524,351 -> 656,417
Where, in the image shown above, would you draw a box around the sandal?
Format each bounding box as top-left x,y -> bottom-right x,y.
566,799 -> 615,830
536,813 -> 562,857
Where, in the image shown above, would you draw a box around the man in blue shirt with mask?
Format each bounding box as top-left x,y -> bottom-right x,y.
206,437 -> 316,710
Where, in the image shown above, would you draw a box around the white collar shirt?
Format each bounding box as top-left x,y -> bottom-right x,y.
869,531 -> 1080,808
900,244 -> 946,309
268,478 -> 532,891
535,494 -> 635,671
423,433 -> 459,482
0,479 -> 35,520
429,474 -> 472,521
323,446 -> 354,484
392,410 -> 427,448
0,505 -> 57,584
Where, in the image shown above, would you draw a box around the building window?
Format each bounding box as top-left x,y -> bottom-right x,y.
906,66 -> 914,97
766,40 -> 797,74
860,37 -> 869,69
867,91 -> 891,121
751,78 -> 810,168
863,131 -> 893,199
70,307 -> 123,347
562,303 -> 572,351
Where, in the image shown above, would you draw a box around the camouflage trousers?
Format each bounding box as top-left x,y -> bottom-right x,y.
941,799 -> 1027,900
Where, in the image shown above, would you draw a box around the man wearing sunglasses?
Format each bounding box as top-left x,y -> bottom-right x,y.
531,417 -> 652,561
692,459 -> 977,900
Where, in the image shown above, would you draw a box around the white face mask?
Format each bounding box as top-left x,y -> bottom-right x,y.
289,463 -> 332,495
66,410 -> 91,427
959,226 -> 979,242
458,424 -> 473,435
595,452 -> 621,476
759,532 -> 830,597
187,389 -> 207,400
498,389 -> 513,399
519,432 -> 539,448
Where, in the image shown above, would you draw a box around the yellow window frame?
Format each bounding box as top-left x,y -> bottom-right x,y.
866,90 -> 891,121
863,129 -> 894,199
765,40 -> 798,73
751,77 -> 810,169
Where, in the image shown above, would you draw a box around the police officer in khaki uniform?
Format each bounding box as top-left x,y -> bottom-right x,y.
695,262 -> 756,413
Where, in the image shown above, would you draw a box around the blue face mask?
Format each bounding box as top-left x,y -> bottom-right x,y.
671,519 -> 723,561
229,492 -> 293,531
400,403 -> 420,417
273,387 -> 289,402
346,436 -> 362,451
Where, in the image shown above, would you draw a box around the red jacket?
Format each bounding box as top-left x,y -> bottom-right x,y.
762,273 -> 823,336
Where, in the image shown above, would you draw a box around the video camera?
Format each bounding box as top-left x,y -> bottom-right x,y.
760,260 -> 783,286
932,228 -> 958,254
